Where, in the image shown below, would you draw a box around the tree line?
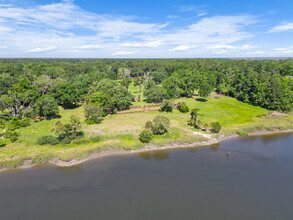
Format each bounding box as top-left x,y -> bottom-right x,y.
0,58 -> 292,124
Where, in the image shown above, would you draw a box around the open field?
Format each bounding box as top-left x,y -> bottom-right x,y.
1,93 -> 292,168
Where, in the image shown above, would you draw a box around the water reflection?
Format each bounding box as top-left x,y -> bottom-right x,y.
247,132 -> 293,144
56,163 -> 83,173
138,150 -> 169,161
189,143 -> 220,152
208,143 -> 220,152
152,150 -> 169,161
138,151 -> 152,160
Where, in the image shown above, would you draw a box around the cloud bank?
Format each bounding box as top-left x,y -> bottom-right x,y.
0,1 -> 291,58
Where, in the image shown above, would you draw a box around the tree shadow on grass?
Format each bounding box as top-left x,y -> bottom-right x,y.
46,115 -> 62,120
195,98 -> 208,102
62,104 -> 81,110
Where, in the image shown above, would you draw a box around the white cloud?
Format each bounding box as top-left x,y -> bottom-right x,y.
273,46 -> 293,54
0,4 -> 11,7
198,12 -> 208,17
269,22 -> 293,32
179,5 -> 208,17
213,50 -> 227,55
279,50 -> 292,54
179,5 -> 198,12
97,20 -> 168,39
0,26 -> 14,34
153,15 -> 256,47
245,51 -> 265,55
208,44 -> 236,49
0,1 -> 280,58
27,46 -> 56,53
120,40 -> 163,48
167,15 -> 179,19
274,48 -> 287,51
207,44 -> 255,50
61,49 -> 79,53
240,44 -> 256,50
113,50 -> 139,55
168,45 -> 198,51
73,44 -> 103,49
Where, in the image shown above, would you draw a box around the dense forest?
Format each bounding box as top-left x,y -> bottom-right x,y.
0,59 -> 293,123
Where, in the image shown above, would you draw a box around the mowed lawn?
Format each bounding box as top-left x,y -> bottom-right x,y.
1,93 -> 293,168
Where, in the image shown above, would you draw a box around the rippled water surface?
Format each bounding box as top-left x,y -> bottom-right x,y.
1,133 -> 293,220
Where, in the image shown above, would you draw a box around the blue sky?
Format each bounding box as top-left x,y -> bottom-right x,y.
0,0 -> 292,58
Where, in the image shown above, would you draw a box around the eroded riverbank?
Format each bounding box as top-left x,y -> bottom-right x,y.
1,129 -> 292,173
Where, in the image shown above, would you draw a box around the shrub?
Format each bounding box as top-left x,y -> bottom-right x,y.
236,130 -> 248,136
19,117 -> 31,127
85,119 -> 97,125
139,130 -> 153,143
60,136 -> 73,144
197,120 -> 203,127
202,124 -> 209,131
0,139 -> 7,147
84,104 -> 103,124
90,135 -> 101,142
160,99 -> 173,112
35,95 -> 59,117
210,122 -> 222,133
8,117 -> 20,131
145,121 -> 153,130
187,108 -> 202,128
152,115 -> 170,135
10,132 -> 19,143
177,102 -> 189,113
73,138 -> 86,145
37,136 -> 60,145
53,116 -> 83,143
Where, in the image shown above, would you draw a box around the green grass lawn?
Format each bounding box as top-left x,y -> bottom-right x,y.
1,92 -> 292,168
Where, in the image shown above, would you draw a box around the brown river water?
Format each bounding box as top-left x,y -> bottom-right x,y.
0,132 -> 293,220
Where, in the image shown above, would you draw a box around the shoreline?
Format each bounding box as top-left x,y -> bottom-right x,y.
1,129 -> 293,173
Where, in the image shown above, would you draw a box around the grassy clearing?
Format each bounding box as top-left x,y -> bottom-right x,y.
1,92 -> 292,168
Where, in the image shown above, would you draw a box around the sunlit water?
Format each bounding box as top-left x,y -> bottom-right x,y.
1,133 -> 293,220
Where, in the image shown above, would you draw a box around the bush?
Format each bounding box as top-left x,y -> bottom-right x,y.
152,115 -> 170,135
177,102 -> 189,113
85,119 -> 97,125
236,130 -> 248,136
73,138 -> 86,145
145,121 -> 153,130
210,122 -> 222,133
84,104 -> 103,124
10,132 -> 19,143
160,99 -> 173,112
139,130 -> 153,143
0,139 -> 7,147
8,117 -> 20,131
52,116 -> 83,144
60,136 -> 73,144
90,135 -> 101,142
35,95 -> 59,117
37,136 -> 60,145
19,117 -> 31,127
